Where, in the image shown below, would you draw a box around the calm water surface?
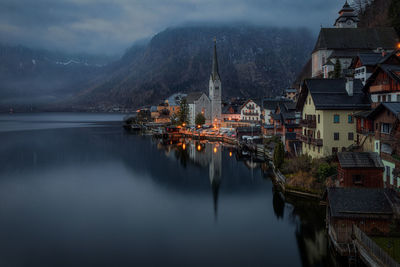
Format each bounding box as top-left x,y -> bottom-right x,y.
0,113 -> 339,267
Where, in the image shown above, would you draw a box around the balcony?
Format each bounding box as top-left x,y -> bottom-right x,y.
243,111 -> 259,116
300,119 -> 316,128
297,134 -> 323,146
369,84 -> 391,93
356,128 -> 374,135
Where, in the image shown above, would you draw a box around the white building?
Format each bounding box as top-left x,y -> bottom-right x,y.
209,39 -> 222,124
240,99 -> 262,122
187,92 -> 211,126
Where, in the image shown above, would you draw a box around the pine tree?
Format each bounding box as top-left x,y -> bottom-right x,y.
273,142 -> 285,169
333,59 -> 342,78
178,98 -> 189,125
195,113 -> 206,126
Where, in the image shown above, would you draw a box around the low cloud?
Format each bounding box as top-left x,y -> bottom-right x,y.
0,0 -> 345,54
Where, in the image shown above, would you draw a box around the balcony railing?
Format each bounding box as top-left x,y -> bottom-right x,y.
369,84 -> 391,93
300,119 -> 316,128
243,111 -> 259,116
297,134 -> 323,146
356,128 -> 374,135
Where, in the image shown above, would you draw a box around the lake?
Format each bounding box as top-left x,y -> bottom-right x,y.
0,113 -> 340,266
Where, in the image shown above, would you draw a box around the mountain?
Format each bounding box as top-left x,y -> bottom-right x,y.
70,25 -> 315,111
0,44 -> 114,112
357,0 -> 400,33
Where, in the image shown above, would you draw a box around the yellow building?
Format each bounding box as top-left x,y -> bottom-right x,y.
296,79 -> 370,158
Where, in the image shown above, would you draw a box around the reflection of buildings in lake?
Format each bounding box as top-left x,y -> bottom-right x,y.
209,143 -> 222,218
188,142 -> 211,167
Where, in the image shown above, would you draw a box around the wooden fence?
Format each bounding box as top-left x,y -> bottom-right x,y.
353,225 -> 400,267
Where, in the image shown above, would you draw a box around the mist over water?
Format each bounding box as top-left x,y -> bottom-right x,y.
0,113 -> 339,267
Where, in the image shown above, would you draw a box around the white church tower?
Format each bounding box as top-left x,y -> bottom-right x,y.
209,38 -> 222,125
334,1 -> 359,28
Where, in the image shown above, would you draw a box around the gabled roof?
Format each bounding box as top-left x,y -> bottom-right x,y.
356,53 -> 384,67
240,99 -> 262,110
364,63 -> 400,89
297,78 -> 371,111
369,102 -> 400,120
313,27 -> 399,53
186,92 -> 207,104
337,152 -> 384,169
327,187 -> 393,219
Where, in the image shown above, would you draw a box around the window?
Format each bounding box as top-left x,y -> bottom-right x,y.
386,166 -> 391,181
342,147 -> 346,152
318,114 -> 320,124
309,98 -> 311,105
381,123 -> 392,134
317,131 -> 321,139
348,132 -> 354,140
334,132 -> 339,140
333,114 -> 340,123
318,147 -> 320,153
348,115 -> 353,123
352,175 -> 363,185
383,95 -> 386,102
378,95 -> 381,102
397,94 -> 400,102
332,147 -> 338,154
313,146 -> 315,152
376,123 -> 379,130
388,95 -> 392,102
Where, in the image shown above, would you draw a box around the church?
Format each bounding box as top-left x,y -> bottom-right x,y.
187,39 -> 222,126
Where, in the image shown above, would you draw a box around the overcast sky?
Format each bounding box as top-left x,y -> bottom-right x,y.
0,0 -> 346,55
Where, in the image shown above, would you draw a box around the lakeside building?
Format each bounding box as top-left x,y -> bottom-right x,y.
240,99 -> 262,122
363,51 -> 400,108
337,152 -> 384,188
187,92 -> 211,126
296,78 -> 370,158
352,53 -> 387,85
312,1 -> 399,78
221,98 -> 245,122
367,102 -> 400,189
187,39 -> 223,126
325,187 -> 399,256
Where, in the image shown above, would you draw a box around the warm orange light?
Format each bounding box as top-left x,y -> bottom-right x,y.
170,141 -> 172,145
214,118 -> 217,122
182,123 -> 186,127
214,147 -> 217,153
397,43 -> 400,49
136,110 -> 140,112
197,125 -> 201,128
182,143 -> 186,150
197,145 -> 201,151
229,151 -> 232,157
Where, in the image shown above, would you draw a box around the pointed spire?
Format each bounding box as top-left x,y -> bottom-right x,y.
212,37 -> 220,81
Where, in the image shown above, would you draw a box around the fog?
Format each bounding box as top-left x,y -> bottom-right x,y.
0,0 -> 346,54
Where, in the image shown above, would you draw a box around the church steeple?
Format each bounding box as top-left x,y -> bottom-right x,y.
334,1 -> 359,28
211,38 -> 220,81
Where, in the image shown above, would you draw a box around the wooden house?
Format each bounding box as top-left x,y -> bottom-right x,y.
325,187 -> 396,256
337,152 -> 384,188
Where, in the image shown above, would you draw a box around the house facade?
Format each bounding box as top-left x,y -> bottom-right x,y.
297,79 -> 370,158
368,102 -> 400,189
240,99 -> 262,122
337,152 -> 384,188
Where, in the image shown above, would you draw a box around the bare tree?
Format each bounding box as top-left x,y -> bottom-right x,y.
351,0 -> 373,14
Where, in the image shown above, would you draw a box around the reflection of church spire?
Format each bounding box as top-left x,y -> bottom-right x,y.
209,144 -> 222,221
211,178 -> 220,220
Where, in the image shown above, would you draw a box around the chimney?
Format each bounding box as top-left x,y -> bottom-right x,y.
346,78 -> 353,96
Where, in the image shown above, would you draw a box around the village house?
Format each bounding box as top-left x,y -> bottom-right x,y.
363,51 -> 400,108
354,110 -> 375,152
367,102 -> 400,189
221,98 -> 245,122
240,99 -> 262,122
352,52 -> 387,85
296,78 -> 370,158
270,101 -> 301,155
325,187 -> 399,256
337,152 -> 384,188
311,1 -> 399,78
